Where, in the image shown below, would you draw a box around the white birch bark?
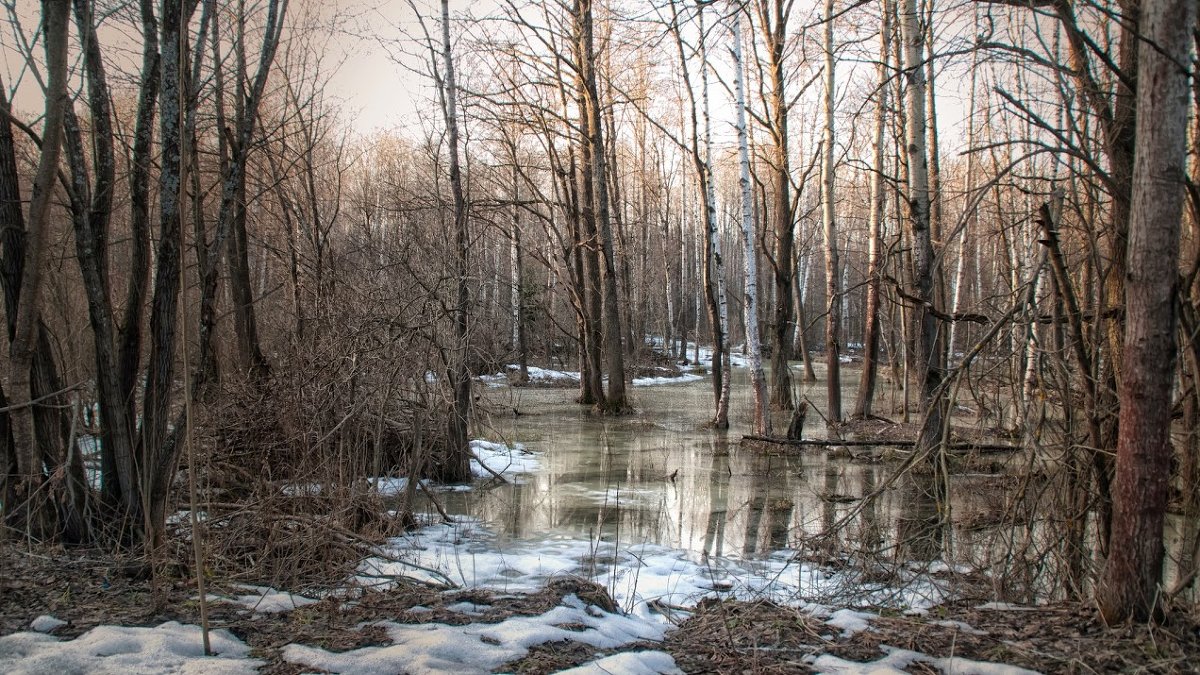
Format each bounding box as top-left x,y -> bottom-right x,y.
700,6 -> 732,427
731,3 -> 770,435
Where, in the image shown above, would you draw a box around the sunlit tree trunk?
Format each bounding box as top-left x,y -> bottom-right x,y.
577,0 -> 627,412
1098,0 -> 1194,623
852,0 -> 890,420
731,3 -> 770,435
792,256 -> 816,382
667,0 -> 730,426
755,0 -> 795,411
510,159 -> 529,382
899,0 -> 944,458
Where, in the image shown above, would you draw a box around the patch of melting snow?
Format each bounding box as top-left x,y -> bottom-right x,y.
631,373 -> 705,386
283,595 -> 674,675
811,645 -> 1042,674
471,439 -> 540,479
370,476 -> 474,496
216,585 -> 319,614
0,621 -> 262,675
280,439 -> 537,499
357,518 -> 947,624
27,616 -> 66,633
824,608 -> 876,636
559,650 -> 683,674
481,365 -> 582,387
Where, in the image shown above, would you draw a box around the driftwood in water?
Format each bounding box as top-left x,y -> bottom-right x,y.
742,435 -> 1021,454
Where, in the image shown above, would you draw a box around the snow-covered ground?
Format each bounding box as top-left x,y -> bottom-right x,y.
470,439 -> 540,478
630,372 -> 704,386
0,621 -> 263,674
480,365 -> 582,387
356,518 -> 947,618
0,585 -> 1038,674
482,364 -> 707,388
0,511 -> 1035,674
282,598 -> 675,674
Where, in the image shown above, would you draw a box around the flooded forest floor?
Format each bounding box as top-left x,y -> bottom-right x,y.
2,359 -> 1199,673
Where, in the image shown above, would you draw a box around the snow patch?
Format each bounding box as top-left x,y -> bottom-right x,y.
217,585 -> 318,613
825,608 -> 875,636
358,519 -> 946,621
811,645 -> 1040,674
283,602 -> 668,675
481,365 -> 581,387
471,440 -> 540,478
28,616 -> 66,633
559,650 -> 683,674
631,373 -> 704,386
0,621 -> 262,674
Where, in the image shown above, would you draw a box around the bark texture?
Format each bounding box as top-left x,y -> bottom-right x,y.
1098,0 -> 1195,623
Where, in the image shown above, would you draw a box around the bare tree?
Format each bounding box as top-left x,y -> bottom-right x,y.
820,0 -> 842,424
754,0 -> 797,411
438,0 -> 472,481
1097,0 -> 1195,623
577,0 -> 628,413
898,0 -> 943,460
2,0 -> 71,539
852,0 -> 890,420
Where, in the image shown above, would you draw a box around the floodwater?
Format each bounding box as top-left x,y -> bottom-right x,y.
388,361 -> 1197,611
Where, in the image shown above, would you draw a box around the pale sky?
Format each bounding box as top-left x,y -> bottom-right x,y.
3,0 -> 974,154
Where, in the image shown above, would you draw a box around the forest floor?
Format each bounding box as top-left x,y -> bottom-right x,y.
2,541 -> 1198,673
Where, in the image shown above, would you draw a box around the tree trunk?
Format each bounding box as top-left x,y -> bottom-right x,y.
439,0 -> 472,483
668,0 -> 729,427
852,0 -> 890,420
731,4 -> 771,436
821,0 -> 842,424
574,53 -> 607,408
1098,0 -> 1194,623
899,0 -> 945,460
510,159 -> 529,382
756,0 -> 795,412
793,255 -> 816,382
6,0 -> 70,539
578,0 -> 627,413
220,0 -> 285,382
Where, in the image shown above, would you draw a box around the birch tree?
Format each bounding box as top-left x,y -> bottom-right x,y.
666,0 -> 732,428
732,1 -> 770,435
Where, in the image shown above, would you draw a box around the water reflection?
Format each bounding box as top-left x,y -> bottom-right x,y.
437,376 -> 957,572
417,369 -> 1196,606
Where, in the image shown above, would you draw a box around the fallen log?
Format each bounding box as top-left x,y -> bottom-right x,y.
741,435 -> 1022,454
